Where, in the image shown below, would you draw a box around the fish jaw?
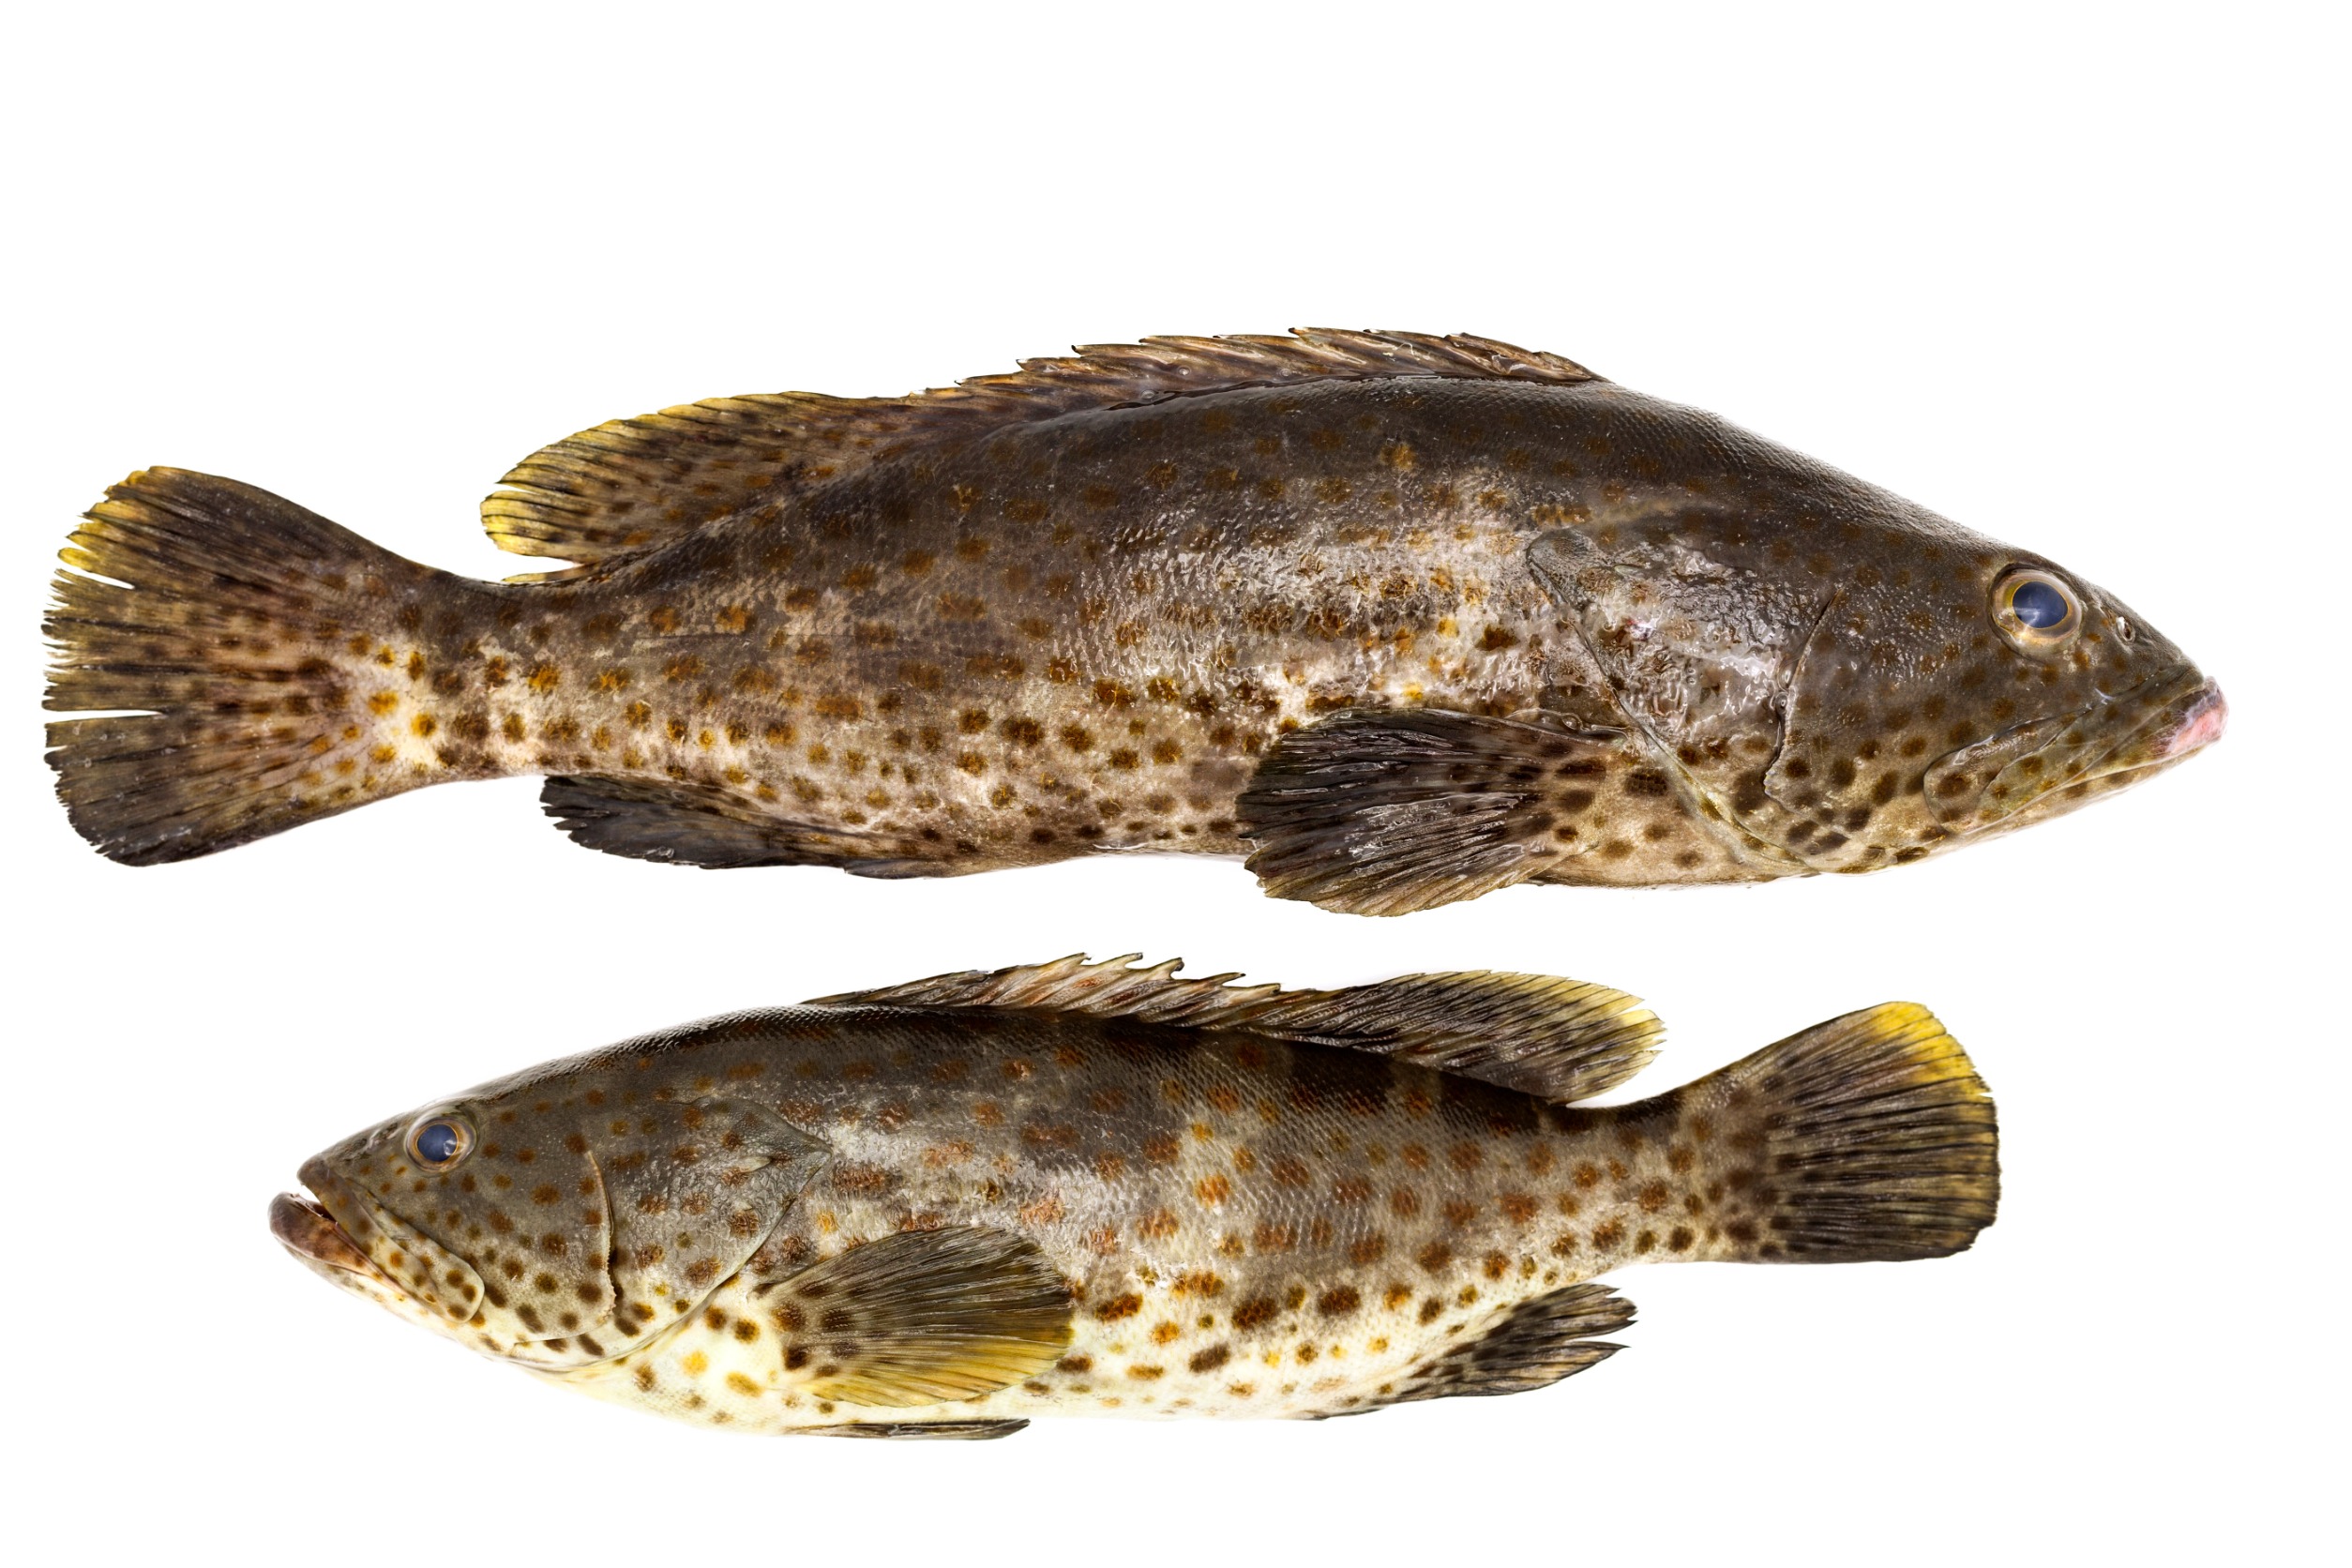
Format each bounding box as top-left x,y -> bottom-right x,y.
274,1152 -> 522,1360
1925,669 -> 2226,837
270,1184 -> 462,1345
270,1189 -> 371,1275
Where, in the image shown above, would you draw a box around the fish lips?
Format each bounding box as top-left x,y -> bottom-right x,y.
271,1180 -> 490,1359
280,1153 -> 487,1327
270,1189 -> 372,1276
1925,671 -> 2225,828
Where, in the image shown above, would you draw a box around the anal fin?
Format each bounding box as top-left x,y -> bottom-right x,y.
757,1228 -> 1074,1409
1391,1282 -> 1635,1404
540,775 -> 944,873
1235,709 -> 1642,914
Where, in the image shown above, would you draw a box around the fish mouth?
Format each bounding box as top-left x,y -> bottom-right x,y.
2067,672 -> 2227,784
279,1152 -> 491,1332
273,1154 -> 380,1279
270,1190 -> 373,1275
1928,671 -> 2224,831
2148,678 -> 2227,761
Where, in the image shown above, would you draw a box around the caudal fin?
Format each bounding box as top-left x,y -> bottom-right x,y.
45,468 -> 471,863
1663,1003 -> 1999,1263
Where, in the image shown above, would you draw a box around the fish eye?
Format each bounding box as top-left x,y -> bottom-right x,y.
406,1115 -> 474,1171
1993,567 -> 2081,646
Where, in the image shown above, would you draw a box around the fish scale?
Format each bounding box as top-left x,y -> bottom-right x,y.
275,957 -> 2000,1437
49,332 -> 2220,904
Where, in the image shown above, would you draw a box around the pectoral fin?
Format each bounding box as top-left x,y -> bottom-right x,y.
1234,708 -> 1645,914
761,1229 -> 1074,1409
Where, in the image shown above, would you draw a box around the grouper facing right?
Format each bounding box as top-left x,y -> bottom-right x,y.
272,956 -> 1998,1438
51,332 -> 2222,909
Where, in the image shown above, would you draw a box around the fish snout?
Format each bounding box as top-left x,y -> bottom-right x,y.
2151,678 -> 2227,760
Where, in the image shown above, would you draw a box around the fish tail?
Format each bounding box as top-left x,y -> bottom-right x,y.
45,468 -> 501,864
1652,1003 -> 1998,1263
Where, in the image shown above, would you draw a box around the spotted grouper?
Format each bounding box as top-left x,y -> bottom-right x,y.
50,332 -> 2221,909
272,955 -> 1998,1437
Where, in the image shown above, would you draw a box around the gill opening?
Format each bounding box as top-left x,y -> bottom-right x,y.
1756,588 -> 1840,809
581,1146 -> 634,1364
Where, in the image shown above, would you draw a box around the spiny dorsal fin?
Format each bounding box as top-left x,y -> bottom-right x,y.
480,330 -> 1601,565
809,954 -> 1662,1104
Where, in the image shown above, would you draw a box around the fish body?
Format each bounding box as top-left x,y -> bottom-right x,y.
274,957 -> 1998,1436
49,333 -> 2223,910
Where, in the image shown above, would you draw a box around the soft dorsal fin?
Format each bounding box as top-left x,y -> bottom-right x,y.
480,330 -> 1600,566
809,954 -> 1662,1104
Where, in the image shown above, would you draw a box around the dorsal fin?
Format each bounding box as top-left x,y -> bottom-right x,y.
480,330 -> 1600,566
808,954 -> 1661,1104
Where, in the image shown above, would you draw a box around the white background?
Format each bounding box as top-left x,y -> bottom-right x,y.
6,5 -> 2344,1563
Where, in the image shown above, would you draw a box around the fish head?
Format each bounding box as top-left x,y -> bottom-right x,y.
276,1045 -> 831,1371
1530,495 -> 2222,873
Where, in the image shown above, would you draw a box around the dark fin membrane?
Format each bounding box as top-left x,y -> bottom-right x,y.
45,469 -> 452,864
1236,709 -> 1642,915
1388,1283 -> 1634,1404
810,954 -> 1661,1103
795,1421 -> 1030,1440
1662,1003 -> 1999,1262
480,330 -> 1600,567
756,1228 -> 1073,1408
540,774 -> 949,874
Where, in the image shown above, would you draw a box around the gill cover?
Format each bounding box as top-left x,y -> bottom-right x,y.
596,1097 -> 830,1344
1527,520 -> 1819,863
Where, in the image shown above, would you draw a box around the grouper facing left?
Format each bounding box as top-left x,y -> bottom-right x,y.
51,331 -> 2220,911
272,956 -> 1998,1437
